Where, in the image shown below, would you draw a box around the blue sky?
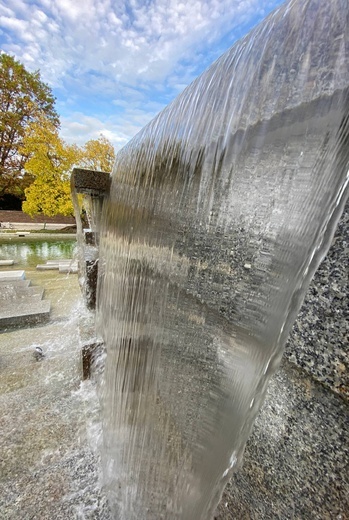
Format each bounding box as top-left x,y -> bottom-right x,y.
0,0 -> 285,151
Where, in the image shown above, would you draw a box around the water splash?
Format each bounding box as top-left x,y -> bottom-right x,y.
96,0 -> 349,518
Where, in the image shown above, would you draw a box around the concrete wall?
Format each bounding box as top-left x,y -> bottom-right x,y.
217,200 -> 348,519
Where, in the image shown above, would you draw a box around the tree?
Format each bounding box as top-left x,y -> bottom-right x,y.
0,53 -> 59,199
79,134 -> 115,172
22,173 -> 75,217
21,122 -> 115,217
21,116 -> 80,216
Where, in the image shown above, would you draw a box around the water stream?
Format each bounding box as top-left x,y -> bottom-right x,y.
96,0 -> 349,518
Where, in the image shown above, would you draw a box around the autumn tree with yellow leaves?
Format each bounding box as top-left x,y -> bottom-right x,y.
80,134 -> 115,172
0,54 -> 116,217
20,117 -> 115,217
0,53 -> 59,203
21,116 -> 80,216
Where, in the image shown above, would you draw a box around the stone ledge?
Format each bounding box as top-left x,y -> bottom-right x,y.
72,168 -> 110,196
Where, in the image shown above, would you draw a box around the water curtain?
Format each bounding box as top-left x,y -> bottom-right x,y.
97,0 -> 349,517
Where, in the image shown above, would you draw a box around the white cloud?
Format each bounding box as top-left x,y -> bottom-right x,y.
0,0 -> 283,148
1,0 -> 280,87
0,4 -> 13,17
0,15 -> 28,33
60,112 -> 128,148
60,106 -> 158,151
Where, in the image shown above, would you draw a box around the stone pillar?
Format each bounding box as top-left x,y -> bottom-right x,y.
71,168 -> 111,310
71,168 -> 110,379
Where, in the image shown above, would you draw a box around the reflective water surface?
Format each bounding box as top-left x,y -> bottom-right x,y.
96,0 -> 349,518
0,237 -> 76,268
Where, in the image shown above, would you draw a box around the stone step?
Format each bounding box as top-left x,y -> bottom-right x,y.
0,300 -> 50,328
36,260 -> 77,271
0,285 -> 44,302
0,260 -> 15,266
0,279 -> 31,288
0,272 -> 50,329
0,270 -> 25,281
36,264 -> 59,270
59,264 -> 78,273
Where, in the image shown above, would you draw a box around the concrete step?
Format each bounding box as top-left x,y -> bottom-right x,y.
59,264 -> 78,273
36,264 -> 59,270
0,272 -> 50,329
0,285 -> 44,302
0,279 -> 31,288
0,270 -> 25,281
0,300 -> 50,328
36,260 -> 77,272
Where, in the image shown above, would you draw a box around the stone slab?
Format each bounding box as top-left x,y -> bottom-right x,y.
0,300 -> 51,328
0,279 -> 30,288
36,264 -> 59,270
0,299 -> 50,315
0,275 -> 50,329
81,341 -> 104,380
0,260 -> 14,266
36,263 -> 77,272
59,264 -> 78,273
84,230 -> 97,246
0,285 -> 44,302
46,259 -> 74,265
0,270 -> 25,281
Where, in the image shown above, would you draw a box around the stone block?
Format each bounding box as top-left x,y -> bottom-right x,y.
72,168 -> 110,197
0,300 -> 51,328
0,270 -> 25,281
0,276 -> 50,329
81,341 -> 104,379
84,229 -> 97,246
0,260 -> 14,266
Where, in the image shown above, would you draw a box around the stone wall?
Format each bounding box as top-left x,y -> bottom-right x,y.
217,200 -> 348,519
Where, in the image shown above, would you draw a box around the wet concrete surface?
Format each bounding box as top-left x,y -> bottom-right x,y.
0,268 -> 111,519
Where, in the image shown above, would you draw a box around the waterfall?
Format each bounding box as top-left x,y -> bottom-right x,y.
96,0 -> 349,518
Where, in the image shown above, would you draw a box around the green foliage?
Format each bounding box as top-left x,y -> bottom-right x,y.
0,53 -> 59,198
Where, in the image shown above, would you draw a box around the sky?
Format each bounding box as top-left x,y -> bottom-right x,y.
0,0 -> 285,152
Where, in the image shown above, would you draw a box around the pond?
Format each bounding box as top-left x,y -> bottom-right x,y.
0,236 -> 77,269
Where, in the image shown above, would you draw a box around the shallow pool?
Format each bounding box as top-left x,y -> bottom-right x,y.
0,236 -> 76,269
